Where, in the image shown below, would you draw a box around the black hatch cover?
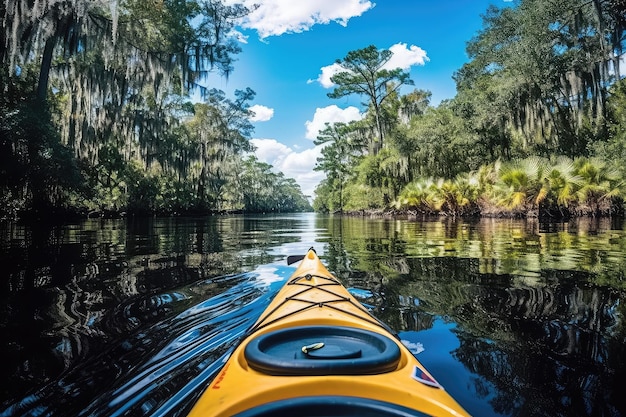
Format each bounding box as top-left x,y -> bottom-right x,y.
244,325 -> 401,376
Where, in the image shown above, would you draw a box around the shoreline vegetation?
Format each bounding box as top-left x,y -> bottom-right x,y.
2,1 -> 626,222
310,4 -> 626,219
328,156 -> 625,220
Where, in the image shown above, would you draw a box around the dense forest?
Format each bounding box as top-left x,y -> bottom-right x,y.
2,1 -> 626,221
313,0 -> 626,218
0,0 -> 311,220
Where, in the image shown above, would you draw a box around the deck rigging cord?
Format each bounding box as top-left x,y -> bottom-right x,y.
247,273 -> 391,335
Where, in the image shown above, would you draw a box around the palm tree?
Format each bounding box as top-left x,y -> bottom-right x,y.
428,177 -> 480,216
541,157 -> 581,212
573,158 -> 623,215
395,178 -> 436,213
492,156 -> 550,215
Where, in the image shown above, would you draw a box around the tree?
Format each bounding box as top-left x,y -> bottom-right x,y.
405,105 -> 480,179
327,45 -> 414,153
312,179 -> 336,213
593,77 -> 626,179
239,156 -> 311,213
313,122 -> 362,212
573,157 -> 623,215
1,0 -> 263,217
186,88 -> 254,210
398,89 -> 431,124
491,157 -> 551,214
454,0 -> 625,158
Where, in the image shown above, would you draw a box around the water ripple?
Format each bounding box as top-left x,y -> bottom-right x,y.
1,270 -> 285,417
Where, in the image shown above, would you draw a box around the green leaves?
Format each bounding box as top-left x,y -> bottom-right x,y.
312,2 -> 626,216
455,0 -> 623,157
239,156 -> 311,213
327,45 -> 414,152
394,156 -> 623,216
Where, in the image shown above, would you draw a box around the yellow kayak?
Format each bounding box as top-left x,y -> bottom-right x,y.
187,248 -> 471,417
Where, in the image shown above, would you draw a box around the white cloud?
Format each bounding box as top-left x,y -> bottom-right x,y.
250,138 -> 291,166
385,43 -> 429,70
313,43 -> 429,88
304,105 -> 363,140
251,138 -> 324,198
229,0 -> 374,38
230,29 -> 249,44
401,340 -> 425,355
249,105 -> 362,197
280,146 -> 322,175
309,62 -> 344,88
249,104 -> 274,122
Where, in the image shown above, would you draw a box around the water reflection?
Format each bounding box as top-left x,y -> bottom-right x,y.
1,274 -> 267,416
318,215 -> 626,416
0,215 -> 311,416
1,214 -> 625,416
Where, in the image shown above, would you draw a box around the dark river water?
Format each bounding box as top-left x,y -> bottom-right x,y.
1,213 -> 625,417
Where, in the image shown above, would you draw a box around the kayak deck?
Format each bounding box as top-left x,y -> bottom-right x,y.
187,249 -> 470,417
250,272 -> 388,334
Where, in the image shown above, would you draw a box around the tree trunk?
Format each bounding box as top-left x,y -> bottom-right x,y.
37,37 -> 56,102
373,101 -> 384,154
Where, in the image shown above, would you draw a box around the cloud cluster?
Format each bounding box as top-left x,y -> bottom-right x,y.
312,43 -> 429,88
248,104 -> 274,122
386,43 -> 429,70
309,63 -> 344,89
251,105 -> 363,197
305,105 -> 362,140
230,0 -> 374,39
250,138 -> 324,199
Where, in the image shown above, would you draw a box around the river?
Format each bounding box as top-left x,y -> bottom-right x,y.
1,213 -> 625,416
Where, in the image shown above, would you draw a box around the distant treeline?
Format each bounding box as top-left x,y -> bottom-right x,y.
312,0 -> 626,218
0,0 -> 311,220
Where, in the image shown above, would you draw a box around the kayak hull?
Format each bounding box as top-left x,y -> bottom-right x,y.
187,249 -> 470,417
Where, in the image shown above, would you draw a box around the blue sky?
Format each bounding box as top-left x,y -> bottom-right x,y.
208,0 -> 513,198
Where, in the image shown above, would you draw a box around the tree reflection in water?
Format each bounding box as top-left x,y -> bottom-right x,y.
320,215 -> 626,416
1,214 -> 625,416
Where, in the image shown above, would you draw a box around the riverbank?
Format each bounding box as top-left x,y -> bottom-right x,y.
6,197 -> 623,223
339,203 -> 625,220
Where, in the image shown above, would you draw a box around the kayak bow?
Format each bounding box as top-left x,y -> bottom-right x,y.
187,248 -> 470,417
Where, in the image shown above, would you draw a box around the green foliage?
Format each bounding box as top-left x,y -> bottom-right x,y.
342,182 -> 385,211
572,157 -> 623,215
454,0 -> 622,157
393,156 -> 624,217
239,156 -> 311,213
328,45 -> 414,152
2,0 -> 311,218
312,179 -> 338,213
404,104 -> 482,179
394,176 -> 480,216
126,162 -> 161,214
491,156 -> 550,212
313,121 -> 366,212
592,77 -> 626,181
156,175 -> 197,213
0,73 -> 85,218
433,176 -> 481,216
541,157 -> 581,208
395,178 -> 435,212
